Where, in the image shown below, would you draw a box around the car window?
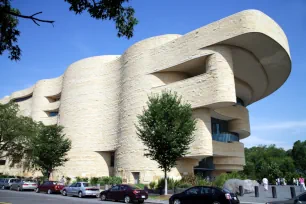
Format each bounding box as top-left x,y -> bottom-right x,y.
83,183 -> 90,187
111,186 -> 120,191
186,187 -> 200,195
299,194 -> 306,201
76,183 -> 81,187
200,187 -> 212,195
120,185 -> 127,191
69,183 -> 77,187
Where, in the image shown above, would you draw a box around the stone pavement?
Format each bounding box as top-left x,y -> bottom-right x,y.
238,185 -> 306,204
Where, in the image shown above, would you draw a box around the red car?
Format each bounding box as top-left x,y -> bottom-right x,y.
35,181 -> 65,194
100,184 -> 148,203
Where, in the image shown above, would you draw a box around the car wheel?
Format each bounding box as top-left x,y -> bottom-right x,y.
62,190 -> 67,196
100,194 -> 106,201
174,199 -> 181,204
35,188 -> 40,193
17,186 -> 21,191
212,202 -> 220,204
47,189 -> 52,194
1,185 -> 4,190
138,200 -> 144,203
124,195 -> 131,203
78,191 -> 83,198
9,186 -> 13,190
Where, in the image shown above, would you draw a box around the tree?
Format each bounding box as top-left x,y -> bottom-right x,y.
0,102 -> 38,166
243,145 -> 296,182
136,91 -> 196,195
292,140 -> 306,176
30,125 -> 71,179
0,0 -> 138,61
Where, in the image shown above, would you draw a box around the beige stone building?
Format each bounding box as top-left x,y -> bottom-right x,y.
0,10 -> 291,183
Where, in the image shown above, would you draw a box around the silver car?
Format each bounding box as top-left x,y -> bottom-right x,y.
61,182 -> 99,198
0,178 -> 16,189
10,179 -> 37,191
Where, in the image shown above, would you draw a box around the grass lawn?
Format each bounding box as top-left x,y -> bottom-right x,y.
149,195 -> 171,200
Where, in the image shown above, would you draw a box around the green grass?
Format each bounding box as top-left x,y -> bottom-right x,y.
148,195 -> 171,201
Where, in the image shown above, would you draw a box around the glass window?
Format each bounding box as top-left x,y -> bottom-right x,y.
200,187 -> 212,195
76,183 -> 81,187
0,160 -> 6,165
186,187 -> 200,195
211,118 -> 239,143
111,152 -> 115,167
236,97 -> 245,106
13,95 -> 32,103
120,185 -> 127,191
49,112 -> 58,117
82,183 -> 90,187
70,183 -> 77,187
111,186 -> 120,191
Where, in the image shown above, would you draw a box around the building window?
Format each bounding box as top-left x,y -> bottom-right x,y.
13,95 -> 32,103
0,160 -> 6,165
46,94 -> 61,103
110,152 -> 115,167
211,118 -> 239,142
236,97 -> 245,106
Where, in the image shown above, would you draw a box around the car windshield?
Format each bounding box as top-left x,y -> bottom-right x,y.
23,180 -> 35,183
222,188 -> 232,193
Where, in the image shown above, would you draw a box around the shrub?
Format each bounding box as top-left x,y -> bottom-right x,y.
213,171 -> 246,187
90,177 -> 99,186
133,183 -> 145,190
149,181 -> 156,189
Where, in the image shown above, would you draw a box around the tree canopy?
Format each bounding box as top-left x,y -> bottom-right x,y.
0,0 -> 137,61
30,125 -> 71,179
0,102 -> 38,166
291,140 -> 306,176
136,91 -> 196,194
243,145 -> 297,182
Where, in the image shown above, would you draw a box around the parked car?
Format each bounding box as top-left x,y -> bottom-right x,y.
169,186 -> 240,204
0,178 -> 17,190
266,192 -> 306,204
99,184 -> 148,203
61,182 -> 99,198
10,179 -> 37,191
35,181 -> 65,194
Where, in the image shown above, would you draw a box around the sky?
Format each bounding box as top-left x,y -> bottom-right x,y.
0,0 -> 305,150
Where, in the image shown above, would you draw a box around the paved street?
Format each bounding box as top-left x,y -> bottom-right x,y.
0,190 -> 161,204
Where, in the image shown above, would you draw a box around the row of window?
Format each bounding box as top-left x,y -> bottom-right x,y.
13,95 -> 32,103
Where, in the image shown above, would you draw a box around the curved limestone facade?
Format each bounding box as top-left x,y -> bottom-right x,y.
0,10 -> 291,182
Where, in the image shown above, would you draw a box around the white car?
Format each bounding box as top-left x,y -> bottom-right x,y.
61,182 -> 100,198
10,179 -> 37,191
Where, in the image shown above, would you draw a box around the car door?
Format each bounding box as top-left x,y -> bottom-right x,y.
40,181 -> 48,192
75,183 -> 81,196
67,183 -> 76,195
183,187 -> 201,204
109,185 -> 120,200
198,187 -> 213,204
298,193 -> 306,204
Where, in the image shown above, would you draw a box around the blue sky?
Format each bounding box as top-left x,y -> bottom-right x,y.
1,0 -> 305,149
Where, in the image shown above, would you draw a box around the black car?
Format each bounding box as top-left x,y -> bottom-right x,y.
266,192 -> 306,204
169,186 -> 239,204
99,184 -> 148,203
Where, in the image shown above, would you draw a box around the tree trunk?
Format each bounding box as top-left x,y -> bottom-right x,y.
164,169 -> 168,195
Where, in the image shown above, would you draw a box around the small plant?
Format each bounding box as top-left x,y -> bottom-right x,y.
134,183 -> 145,190
149,181 -> 156,189
90,177 -> 99,186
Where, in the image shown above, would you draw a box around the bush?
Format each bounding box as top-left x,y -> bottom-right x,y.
90,177 -> 99,186
133,183 -> 146,190
213,172 -> 246,187
149,181 -> 156,189
75,177 -> 89,182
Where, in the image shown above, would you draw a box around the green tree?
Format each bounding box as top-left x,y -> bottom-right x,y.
30,125 -> 71,179
243,145 -> 296,182
0,0 -> 137,61
0,102 -> 38,166
292,140 -> 306,176
136,91 -> 196,195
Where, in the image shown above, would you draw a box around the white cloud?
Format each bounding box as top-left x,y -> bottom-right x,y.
252,120 -> 306,131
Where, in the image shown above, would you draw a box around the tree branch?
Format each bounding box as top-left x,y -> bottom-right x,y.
4,10 -> 55,26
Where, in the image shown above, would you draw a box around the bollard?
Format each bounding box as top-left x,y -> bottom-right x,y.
239,186 -> 244,196
272,186 -> 277,198
255,186 -> 259,197
290,186 -> 296,198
